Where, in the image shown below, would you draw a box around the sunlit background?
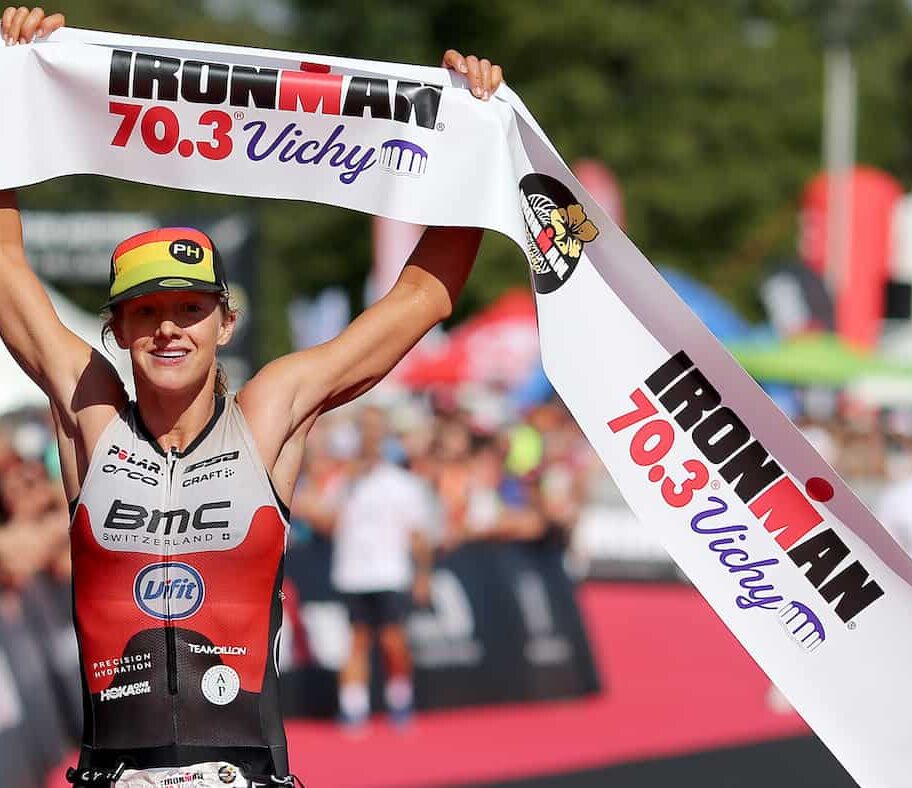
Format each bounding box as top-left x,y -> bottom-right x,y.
5,1 -> 912,786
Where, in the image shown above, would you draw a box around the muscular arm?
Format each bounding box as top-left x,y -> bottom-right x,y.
0,191 -> 125,470
239,46 -> 501,485
239,226 -> 483,473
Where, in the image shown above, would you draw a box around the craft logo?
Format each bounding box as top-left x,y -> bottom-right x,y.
637,350 -> 884,624
109,50 -> 443,130
168,239 -> 204,264
379,139 -> 428,177
99,680 -> 151,702
183,451 -> 239,488
134,562 -> 205,621
519,173 -> 599,294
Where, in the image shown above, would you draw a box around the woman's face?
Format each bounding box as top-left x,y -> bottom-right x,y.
113,291 -> 234,395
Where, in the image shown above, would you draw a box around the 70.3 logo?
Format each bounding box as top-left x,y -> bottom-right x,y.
608,388 -> 710,508
108,101 -> 235,161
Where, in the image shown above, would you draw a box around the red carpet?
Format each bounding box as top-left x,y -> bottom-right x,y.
48,583 -> 809,787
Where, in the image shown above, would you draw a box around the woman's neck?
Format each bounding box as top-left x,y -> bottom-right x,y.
134,378 -> 219,453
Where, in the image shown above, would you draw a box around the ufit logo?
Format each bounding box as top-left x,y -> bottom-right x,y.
609,350 -> 884,625
134,562 -> 205,621
108,51 -> 443,130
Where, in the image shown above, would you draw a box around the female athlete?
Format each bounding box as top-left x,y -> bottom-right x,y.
1,7 -> 503,787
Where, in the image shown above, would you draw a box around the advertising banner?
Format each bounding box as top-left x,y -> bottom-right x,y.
280,538 -> 599,715
1,29 -> 911,785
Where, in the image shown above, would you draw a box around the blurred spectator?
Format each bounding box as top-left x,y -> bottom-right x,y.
875,474 -> 912,557
453,432 -> 543,543
308,405 -> 439,728
0,423 -> 70,589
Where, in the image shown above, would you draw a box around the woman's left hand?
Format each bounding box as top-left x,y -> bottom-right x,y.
441,49 -> 503,101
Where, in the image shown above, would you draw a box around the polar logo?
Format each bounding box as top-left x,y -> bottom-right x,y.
779,600 -> 826,652
134,562 -> 205,621
379,139 -> 428,177
169,239 -> 205,264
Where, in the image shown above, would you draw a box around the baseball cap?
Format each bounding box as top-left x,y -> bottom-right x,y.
105,227 -> 228,309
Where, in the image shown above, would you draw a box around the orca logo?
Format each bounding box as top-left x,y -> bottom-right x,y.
102,463 -> 158,487
134,562 -> 205,621
169,239 -> 205,264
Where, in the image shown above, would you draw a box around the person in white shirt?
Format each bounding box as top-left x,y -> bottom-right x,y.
875,475 -> 912,557
329,406 -> 437,727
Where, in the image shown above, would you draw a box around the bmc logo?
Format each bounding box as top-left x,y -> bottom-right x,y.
104,499 -> 230,535
134,562 -> 205,621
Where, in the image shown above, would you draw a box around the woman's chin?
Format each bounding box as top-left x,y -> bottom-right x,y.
137,364 -> 205,395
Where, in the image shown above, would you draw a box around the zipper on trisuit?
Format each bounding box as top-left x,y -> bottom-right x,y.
165,447 -> 179,695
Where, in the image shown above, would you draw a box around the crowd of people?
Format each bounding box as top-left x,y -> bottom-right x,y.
0,387 -> 608,574
0,411 -> 70,590
6,385 -> 912,595
291,390 -> 602,551
0,386 -> 607,731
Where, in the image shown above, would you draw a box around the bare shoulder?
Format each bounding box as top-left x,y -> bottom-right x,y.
236,346 -> 330,469
50,349 -> 127,494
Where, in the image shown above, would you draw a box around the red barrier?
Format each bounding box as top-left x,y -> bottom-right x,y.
800,167 -> 902,348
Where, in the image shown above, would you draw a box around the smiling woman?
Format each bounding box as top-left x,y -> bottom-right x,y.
102,227 -> 237,398
0,6 -> 504,788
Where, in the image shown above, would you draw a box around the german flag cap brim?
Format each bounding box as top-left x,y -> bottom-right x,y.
104,227 -> 228,309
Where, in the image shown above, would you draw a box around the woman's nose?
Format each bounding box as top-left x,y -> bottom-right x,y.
155,319 -> 180,336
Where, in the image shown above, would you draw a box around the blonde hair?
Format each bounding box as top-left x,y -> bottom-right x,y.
101,292 -> 238,397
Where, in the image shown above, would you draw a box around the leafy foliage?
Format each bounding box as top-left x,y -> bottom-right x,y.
18,0 -> 912,359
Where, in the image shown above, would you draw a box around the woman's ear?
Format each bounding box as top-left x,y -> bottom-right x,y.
108,313 -> 129,350
217,307 -> 238,348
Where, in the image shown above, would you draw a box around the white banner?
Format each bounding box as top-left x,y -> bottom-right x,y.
2,28 -> 910,787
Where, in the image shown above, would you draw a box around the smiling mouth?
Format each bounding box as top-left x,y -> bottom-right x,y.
151,350 -> 189,360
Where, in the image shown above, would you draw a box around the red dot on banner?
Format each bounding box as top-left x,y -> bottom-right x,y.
805,477 -> 834,502
648,465 -> 664,483
178,139 -> 194,158
300,61 -> 331,73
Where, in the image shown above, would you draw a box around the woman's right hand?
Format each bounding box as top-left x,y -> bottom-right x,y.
2,6 -> 65,46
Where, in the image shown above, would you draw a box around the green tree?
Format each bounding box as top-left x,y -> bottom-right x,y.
19,0 -> 912,363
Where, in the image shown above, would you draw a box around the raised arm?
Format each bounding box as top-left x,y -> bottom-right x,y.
0,187 -> 123,394
0,187 -> 125,482
239,49 -> 503,481
240,225 -> 482,461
